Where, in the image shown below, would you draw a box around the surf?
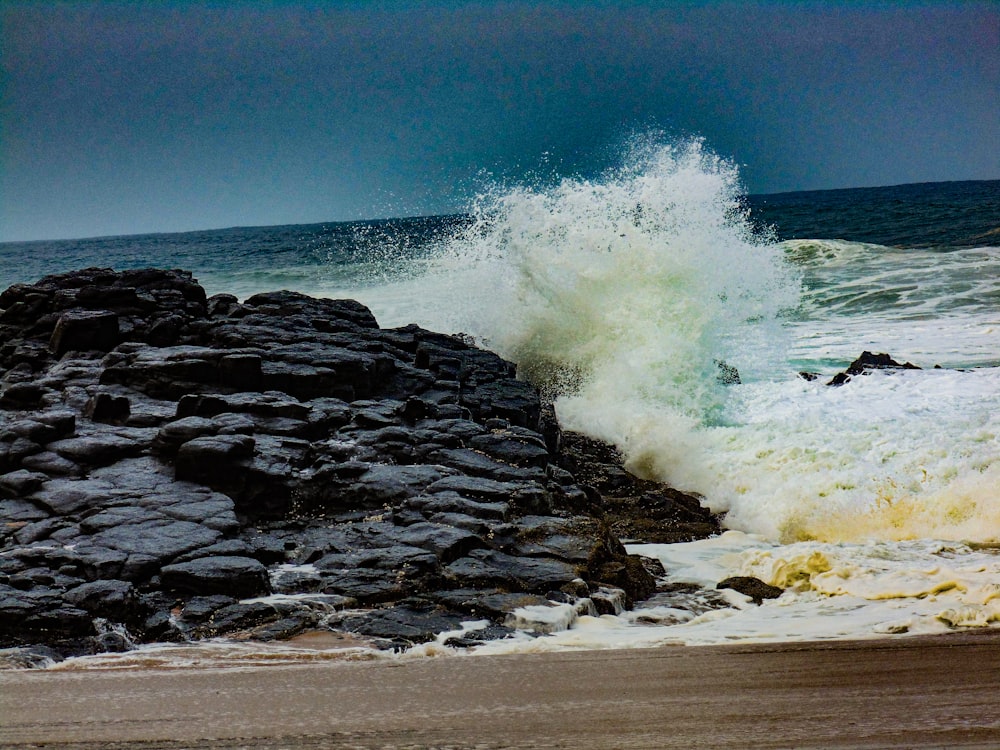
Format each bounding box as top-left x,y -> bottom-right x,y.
357,138 -> 1000,549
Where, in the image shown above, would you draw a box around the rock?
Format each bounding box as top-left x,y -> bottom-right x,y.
161,556 -> 271,598
717,576 -> 784,604
392,522 -> 485,563
83,392 -> 131,424
64,580 -> 140,621
337,601 -> 468,645
0,267 -> 721,660
174,434 -> 255,490
715,359 -> 741,385
50,310 -> 119,356
827,351 -> 921,386
0,469 -> 47,497
445,549 -> 580,593
557,431 -> 720,543
48,434 -> 143,466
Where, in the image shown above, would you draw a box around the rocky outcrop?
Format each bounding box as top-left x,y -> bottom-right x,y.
557,433 -> 721,544
0,268 -> 717,660
826,351 -> 921,386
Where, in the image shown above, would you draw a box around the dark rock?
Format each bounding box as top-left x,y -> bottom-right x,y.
0,267 -> 721,659
337,601 -> 467,644
48,434 -> 143,466
557,431 -> 721,543
0,382 -> 48,409
446,549 -> 580,593
161,556 -> 271,598
83,392 -> 131,424
180,595 -> 237,622
392,522 -> 485,563
64,580 -> 140,621
432,589 -> 551,619
715,359 -> 741,385
407,492 -> 511,521
318,568 -> 411,603
0,469 -> 47,497
827,351 -> 921,386
50,310 -> 119,356
717,576 -> 784,604
590,585 -> 628,615
174,434 -> 255,489
193,601 -> 281,636
442,622 -> 515,647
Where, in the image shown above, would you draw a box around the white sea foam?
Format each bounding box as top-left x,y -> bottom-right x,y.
351,140 -> 1000,647
358,140 -> 999,549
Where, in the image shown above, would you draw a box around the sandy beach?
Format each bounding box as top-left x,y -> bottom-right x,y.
3,633 -> 1000,749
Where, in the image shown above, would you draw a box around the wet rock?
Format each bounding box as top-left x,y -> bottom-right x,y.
337,601 -> 468,644
715,359 -> 741,385
161,556 -> 270,598
0,267 -> 720,659
827,351 -> 921,386
193,601 -> 281,637
717,576 -> 784,604
446,549 -> 580,593
557,431 -> 721,543
392,522 -> 485,563
432,589 -> 551,620
50,310 -> 120,356
64,580 -> 140,621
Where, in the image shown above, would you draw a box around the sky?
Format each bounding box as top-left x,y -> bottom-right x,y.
1,1 -> 998,242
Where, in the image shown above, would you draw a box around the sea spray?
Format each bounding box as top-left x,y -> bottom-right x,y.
400,138 -> 1000,546
426,137 -> 800,494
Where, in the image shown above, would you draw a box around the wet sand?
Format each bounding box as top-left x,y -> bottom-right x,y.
3,634 -> 1000,749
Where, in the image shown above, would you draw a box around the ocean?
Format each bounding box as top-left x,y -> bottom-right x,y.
2,139 -> 998,661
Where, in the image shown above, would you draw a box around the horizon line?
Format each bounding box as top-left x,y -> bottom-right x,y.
2,177 -> 997,245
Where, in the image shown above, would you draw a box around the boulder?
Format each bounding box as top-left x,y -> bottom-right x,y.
160,556 -> 270,598
50,310 -> 119,356
717,576 -> 784,604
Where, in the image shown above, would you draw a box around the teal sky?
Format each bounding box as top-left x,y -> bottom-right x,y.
1,1 -> 998,241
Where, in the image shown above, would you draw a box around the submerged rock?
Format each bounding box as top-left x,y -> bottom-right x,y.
827,351 -> 921,386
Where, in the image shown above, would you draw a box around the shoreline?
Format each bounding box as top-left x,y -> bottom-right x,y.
3,632 -> 1000,749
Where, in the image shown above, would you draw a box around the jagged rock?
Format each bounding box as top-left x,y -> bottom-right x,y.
0,268 -> 719,659
827,351 -> 921,386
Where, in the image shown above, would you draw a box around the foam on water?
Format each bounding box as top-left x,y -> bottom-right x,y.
362,139 -> 999,549
340,139 -> 1000,647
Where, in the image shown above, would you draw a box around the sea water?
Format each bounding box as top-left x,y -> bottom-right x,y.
2,138 -> 998,661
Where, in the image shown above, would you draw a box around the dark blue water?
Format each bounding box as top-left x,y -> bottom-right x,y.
2,180 -> 997,298
747,179 -> 999,249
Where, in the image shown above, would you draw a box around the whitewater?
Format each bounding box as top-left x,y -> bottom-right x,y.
5,139 -> 999,665
319,140 -> 1000,650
